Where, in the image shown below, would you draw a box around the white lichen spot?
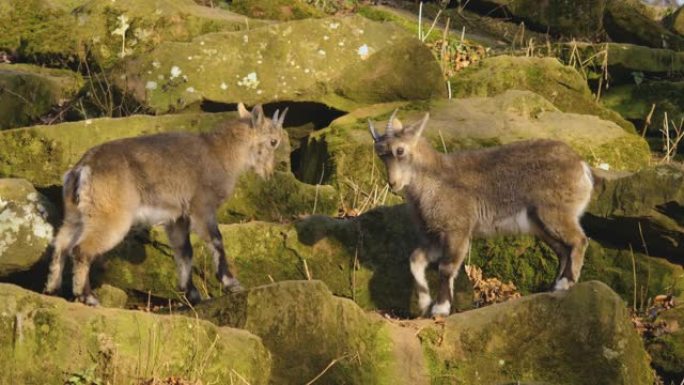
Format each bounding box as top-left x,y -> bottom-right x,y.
220,82 -> 228,90
182,75 -> 188,81
498,359 -> 505,366
304,68 -> 310,74
602,347 -> 619,360
243,35 -> 249,44
187,56 -> 193,61
146,81 -> 158,90
186,87 -> 195,93
157,74 -> 164,80
598,163 -> 610,171
170,66 -> 182,79
26,193 -> 38,202
85,119 -> 93,125
257,60 -> 263,65
329,22 -> 340,29
152,60 -> 161,69
317,49 -> 326,56
237,72 -> 260,89
338,41 -> 345,47
323,35 -> 330,41
200,41 -> 205,46
111,14 -> 130,37
256,90 -> 263,95
358,44 -> 370,60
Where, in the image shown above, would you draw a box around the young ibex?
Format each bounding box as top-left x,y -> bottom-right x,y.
369,111 -> 593,317
44,103 -> 287,306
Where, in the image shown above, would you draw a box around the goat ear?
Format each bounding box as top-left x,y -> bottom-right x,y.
237,102 -> 250,119
410,113 -> 429,142
250,104 -> 265,129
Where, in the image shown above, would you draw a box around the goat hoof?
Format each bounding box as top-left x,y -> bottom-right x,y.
430,301 -> 451,318
553,278 -> 571,291
76,294 -> 100,307
222,277 -> 244,293
186,288 -> 202,306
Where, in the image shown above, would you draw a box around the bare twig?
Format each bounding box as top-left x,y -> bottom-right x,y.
641,103 -> 656,137
304,353 -> 356,385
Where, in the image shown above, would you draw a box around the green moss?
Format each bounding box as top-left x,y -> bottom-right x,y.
219,171 -> 338,222
229,0 -> 324,20
418,281 -> 654,385
0,283 -> 271,385
121,15 -> 418,113
648,307 -> 684,381
0,0 -> 261,68
449,56 -> 636,133
0,64 -> 83,130
196,280 -> 398,384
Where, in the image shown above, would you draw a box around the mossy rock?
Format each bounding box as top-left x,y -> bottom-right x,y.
195,280 -> 420,385
449,55 -> 635,133
120,15 -> 443,113
647,306 -> 684,382
91,283 -> 128,308
664,5 -> 684,36
0,0 -> 262,68
419,280 -> 654,385
219,171 -> 338,222
602,81 -> 684,135
586,164 -> 684,261
467,0 -> 606,39
0,64 -> 83,130
0,179 -> 54,277
0,283 -> 271,385
228,0 -> 325,20
604,0 -> 684,50
302,92 -> 649,209
566,43 -> 684,80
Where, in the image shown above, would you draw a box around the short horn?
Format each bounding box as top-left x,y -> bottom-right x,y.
368,119 -> 379,142
278,107 -> 288,127
272,109 -> 280,125
386,109 -> 398,136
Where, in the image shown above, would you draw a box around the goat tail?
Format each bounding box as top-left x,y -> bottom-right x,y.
582,162 -> 608,191
62,166 -> 90,209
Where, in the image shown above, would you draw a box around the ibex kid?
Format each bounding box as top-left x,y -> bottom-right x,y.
369,111 -> 593,317
44,103 -> 287,306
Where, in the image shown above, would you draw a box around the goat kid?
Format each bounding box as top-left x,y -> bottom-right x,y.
369,111 -> 593,317
44,103 -> 287,306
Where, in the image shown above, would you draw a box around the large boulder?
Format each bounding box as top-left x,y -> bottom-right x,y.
0,0 -> 262,68
647,306 -> 684,382
602,81 -> 684,136
448,55 -> 635,132
120,15 -> 445,113
196,280 -> 419,385
664,5 -> 684,36
0,179 -> 54,277
193,280 -> 654,385
0,64 -> 83,130
0,113 -> 334,223
466,0 -> 684,49
299,92 -> 649,208
0,283 -> 271,385
419,280 -> 654,385
565,43 -> 684,82
586,164 -> 684,261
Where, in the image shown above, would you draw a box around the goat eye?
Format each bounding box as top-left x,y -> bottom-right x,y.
396,147 -> 404,156
270,139 -> 278,147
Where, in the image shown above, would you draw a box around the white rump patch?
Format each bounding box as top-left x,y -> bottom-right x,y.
431,301 -> 451,317
484,210 -> 532,235
135,206 -> 177,225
